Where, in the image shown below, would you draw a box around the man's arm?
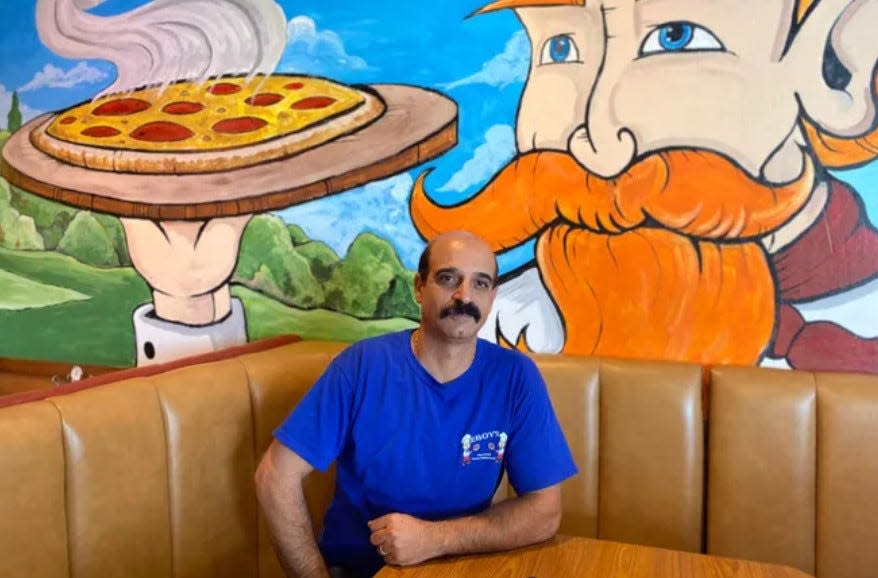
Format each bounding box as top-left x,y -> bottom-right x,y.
255,440 -> 329,578
368,483 -> 562,566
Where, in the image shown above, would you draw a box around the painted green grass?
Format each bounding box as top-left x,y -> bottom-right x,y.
234,285 -> 416,342
0,248 -> 415,367
0,268 -> 89,309
0,248 -> 150,366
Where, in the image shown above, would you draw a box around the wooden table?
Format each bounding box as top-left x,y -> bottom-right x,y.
375,536 -> 813,578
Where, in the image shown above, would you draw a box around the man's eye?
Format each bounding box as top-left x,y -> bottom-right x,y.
540,34 -> 580,65
639,22 -> 724,56
437,274 -> 456,285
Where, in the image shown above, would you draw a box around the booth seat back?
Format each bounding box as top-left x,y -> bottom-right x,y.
496,355 -> 705,554
707,367 -> 878,578
2,339 -> 878,578
0,340 -> 344,578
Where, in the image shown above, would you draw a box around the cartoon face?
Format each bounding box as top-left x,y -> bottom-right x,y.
515,0 -> 876,183
414,0 -> 878,368
461,433 -> 473,451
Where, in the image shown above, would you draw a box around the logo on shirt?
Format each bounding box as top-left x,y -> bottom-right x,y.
461,430 -> 508,465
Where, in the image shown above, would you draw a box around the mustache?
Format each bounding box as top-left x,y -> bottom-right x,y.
411,148 -> 815,249
440,300 -> 482,322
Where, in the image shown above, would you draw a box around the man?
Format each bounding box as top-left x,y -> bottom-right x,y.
411,0 -> 878,372
255,230 -> 578,577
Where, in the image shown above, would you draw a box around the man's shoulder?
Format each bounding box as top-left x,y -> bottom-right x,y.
349,330 -> 408,351
333,330 -> 410,365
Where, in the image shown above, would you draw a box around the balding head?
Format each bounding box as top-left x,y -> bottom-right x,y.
417,230 -> 498,289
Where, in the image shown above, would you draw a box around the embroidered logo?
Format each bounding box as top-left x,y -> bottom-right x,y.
461,430 -> 508,465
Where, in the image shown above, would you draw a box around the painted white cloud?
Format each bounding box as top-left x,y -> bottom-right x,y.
442,30 -> 530,90
0,84 -> 43,126
280,15 -> 368,74
19,62 -> 109,92
276,172 -> 424,269
440,124 -> 516,193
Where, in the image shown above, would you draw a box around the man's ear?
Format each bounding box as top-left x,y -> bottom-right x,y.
785,0 -> 878,137
413,273 -> 423,302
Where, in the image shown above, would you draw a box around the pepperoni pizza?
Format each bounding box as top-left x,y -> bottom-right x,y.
30,74 -> 385,174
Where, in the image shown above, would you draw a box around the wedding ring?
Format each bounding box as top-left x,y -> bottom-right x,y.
378,545 -> 387,556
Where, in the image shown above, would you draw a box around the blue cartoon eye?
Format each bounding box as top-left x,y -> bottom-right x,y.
540,34 -> 580,65
639,22 -> 724,56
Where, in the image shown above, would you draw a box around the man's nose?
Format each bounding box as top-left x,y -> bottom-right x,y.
452,282 -> 472,302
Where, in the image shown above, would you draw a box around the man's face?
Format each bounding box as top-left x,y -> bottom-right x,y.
516,0 -> 804,182
416,236 -> 498,341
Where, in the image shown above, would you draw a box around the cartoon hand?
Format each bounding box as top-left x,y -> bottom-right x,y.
121,215 -> 252,325
368,513 -> 441,566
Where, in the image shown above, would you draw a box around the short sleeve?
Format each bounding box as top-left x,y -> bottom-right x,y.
505,357 -> 578,494
273,359 -> 355,472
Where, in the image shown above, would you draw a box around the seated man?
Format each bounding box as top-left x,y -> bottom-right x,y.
255,230 -> 578,577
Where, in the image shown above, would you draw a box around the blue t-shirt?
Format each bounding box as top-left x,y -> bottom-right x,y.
274,330 -> 578,576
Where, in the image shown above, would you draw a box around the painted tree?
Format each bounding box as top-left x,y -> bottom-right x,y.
6,91 -> 22,132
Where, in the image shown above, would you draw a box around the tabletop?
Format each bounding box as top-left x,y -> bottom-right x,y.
375,536 -> 814,578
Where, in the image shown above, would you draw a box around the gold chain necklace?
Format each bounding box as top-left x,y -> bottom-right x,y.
410,328 -> 422,357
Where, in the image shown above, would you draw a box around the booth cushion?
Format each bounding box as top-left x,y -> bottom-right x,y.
2,338 -> 878,578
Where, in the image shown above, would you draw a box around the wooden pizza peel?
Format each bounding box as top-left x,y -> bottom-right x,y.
1,84 -> 457,220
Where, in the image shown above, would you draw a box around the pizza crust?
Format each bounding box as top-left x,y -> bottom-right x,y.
30,87 -> 385,175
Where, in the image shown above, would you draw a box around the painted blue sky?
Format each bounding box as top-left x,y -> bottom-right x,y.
0,0 -> 875,272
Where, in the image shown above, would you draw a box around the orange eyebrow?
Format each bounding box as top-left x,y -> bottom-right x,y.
474,0 -> 585,15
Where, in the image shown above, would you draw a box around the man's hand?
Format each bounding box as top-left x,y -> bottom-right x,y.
370,485 -> 562,567
368,513 -> 442,566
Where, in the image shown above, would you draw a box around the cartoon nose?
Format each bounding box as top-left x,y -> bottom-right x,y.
568,113 -> 637,179
568,22 -> 638,179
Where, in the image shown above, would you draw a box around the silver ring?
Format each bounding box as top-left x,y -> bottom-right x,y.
378,545 -> 387,556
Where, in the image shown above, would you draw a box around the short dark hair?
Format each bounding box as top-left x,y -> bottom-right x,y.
417,243 -> 433,284
415,238 -> 499,287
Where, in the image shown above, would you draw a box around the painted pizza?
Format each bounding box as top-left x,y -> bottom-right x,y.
30,74 -> 385,174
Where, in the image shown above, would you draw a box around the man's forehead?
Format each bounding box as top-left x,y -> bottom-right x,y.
429,237 -> 495,272
431,242 -> 492,264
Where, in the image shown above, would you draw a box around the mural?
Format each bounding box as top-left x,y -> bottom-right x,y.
0,0 -> 876,373
413,0 -> 878,372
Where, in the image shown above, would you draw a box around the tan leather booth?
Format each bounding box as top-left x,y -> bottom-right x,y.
1,339 -> 877,578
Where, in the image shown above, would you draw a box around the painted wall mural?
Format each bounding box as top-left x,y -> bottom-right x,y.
0,0 -> 876,373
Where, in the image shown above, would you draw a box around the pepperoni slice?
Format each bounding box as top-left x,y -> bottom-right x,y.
291,96 -> 336,110
209,82 -> 241,95
212,117 -> 268,134
245,93 -> 283,106
162,101 -> 204,115
284,82 -> 305,90
82,126 -> 121,138
60,116 -> 77,125
130,121 -> 194,142
92,98 -> 150,116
